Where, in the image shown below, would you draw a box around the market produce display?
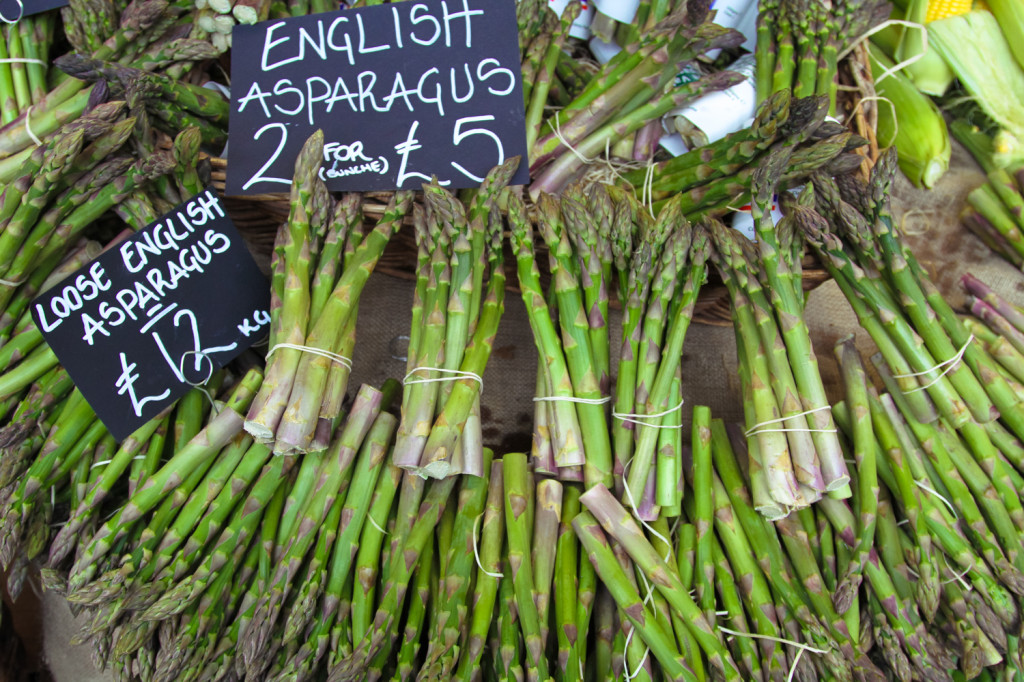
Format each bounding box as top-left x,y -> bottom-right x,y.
4,0 -> 1024,681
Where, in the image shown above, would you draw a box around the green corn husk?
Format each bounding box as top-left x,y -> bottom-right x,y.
868,42 -> 950,188
894,0 -> 955,96
986,0 -> 1024,74
928,10 -> 1024,168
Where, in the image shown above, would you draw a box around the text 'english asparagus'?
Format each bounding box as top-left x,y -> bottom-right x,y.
227,0 -> 529,194
32,190 -> 271,441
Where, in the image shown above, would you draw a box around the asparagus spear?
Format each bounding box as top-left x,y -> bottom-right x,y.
581,482 -> 741,679
832,337 -> 877,613
572,510 -> 698,682
419,451 -> 494,679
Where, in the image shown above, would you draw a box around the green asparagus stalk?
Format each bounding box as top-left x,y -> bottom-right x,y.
572,510 -> 698,682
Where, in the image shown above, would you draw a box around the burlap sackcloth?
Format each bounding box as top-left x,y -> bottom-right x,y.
29,142 -> 1024,681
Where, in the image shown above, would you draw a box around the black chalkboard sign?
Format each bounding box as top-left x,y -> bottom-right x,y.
227,0 -> 529,194
32,190 -> 271,440
0,0 -> 68,21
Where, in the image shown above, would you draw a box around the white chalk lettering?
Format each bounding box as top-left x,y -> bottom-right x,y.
244,123 -> 292,191
441,0 -> 484,47
417,67 -> 443,116
320,160 -> 384,179
392,6 -> 404,48
237,309 -> 271,337
324,141 -> 372,163
450,63 -> 474,103
409,4 -> 441,46
187,191 -> 225,226
90,263 -> 111,291
357,71 -> 384,112
116,352 -> 170,418
261,22 -> 302,71
299,22 -> 328,61
121,241 -> 145,274
34,302 -> 61,332
477,58 -> 515,96
241,57 -> 518,126
205,229 -> 231,254
81,312 -> 110,345
305,76 -> 333,125
383,72 -> 417,112
326,17 -> 355,65
236,81 -> 272,117
324,76 -> 359,114
272,79 -> 304,117
357,13 -> 390,53
98,301 -> 126,327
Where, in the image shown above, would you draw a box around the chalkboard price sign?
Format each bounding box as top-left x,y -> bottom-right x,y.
32,190 -> 271,440
227,0 -> 530,194
0,0 -> 69,21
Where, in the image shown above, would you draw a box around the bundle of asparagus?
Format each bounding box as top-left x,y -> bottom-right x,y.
829,361 -> 1024,681
528,2 -> 747,195
0,0 -> 224,184
0,359 -> 255,601
574,481 -> 745,682
517,0 -> 582,146
508,186 -> 614,490
52,55 -> 229,151
951,119 -> 1024,269
391,160 -> 515,479
59,381 -> 401,682
0,9 -> 58,126
767,153 -> 1024,677
701,382 -> 990,682
238,382 -> 399,680
708,146 -> 851,519
801,149 -> 1024,445
502,401 -> 885,682
243,131 -> 412,455
607,197 -> 708,519
50,369 -> 286,681
319,173 -> 510,676
0,368 -> 106,601
326,457 -> 494,680
619,90 -> 868,218
510,179 -> 714,522
754,0 -> 890,114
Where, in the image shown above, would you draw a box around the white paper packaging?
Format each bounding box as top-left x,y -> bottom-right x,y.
705,0 -> 755,60
592,0 -> 639,25
671,53 -> 756,146
588,36 -> 622,64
